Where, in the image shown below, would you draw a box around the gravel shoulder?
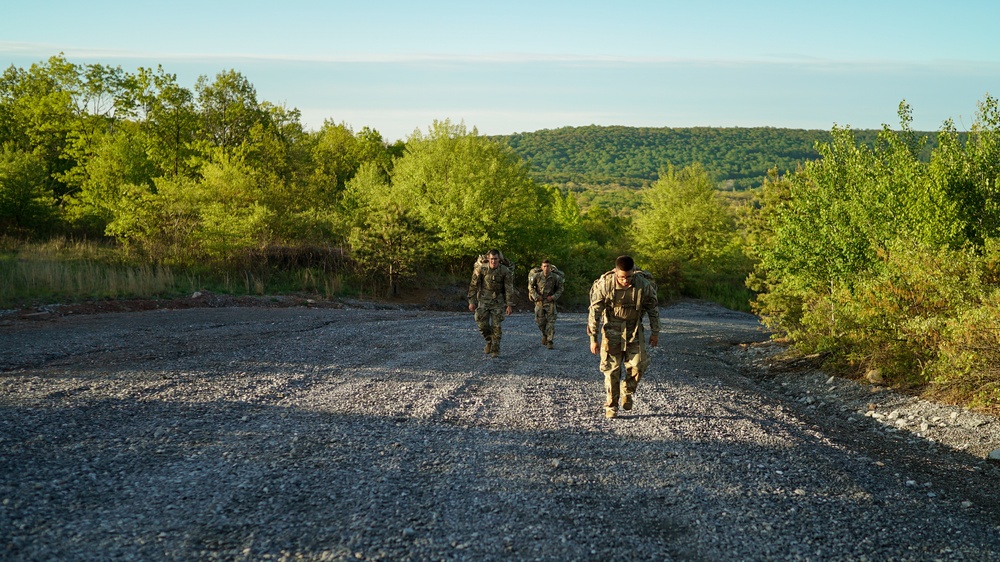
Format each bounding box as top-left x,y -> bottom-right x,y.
2,299 -> 1000,561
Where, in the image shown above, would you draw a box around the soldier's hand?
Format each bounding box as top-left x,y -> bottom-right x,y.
468,303 -> 475,313
590,341 -> 599,355
505,305 -> 512,316
649,333 -> 659,348
546,296 -> 554,302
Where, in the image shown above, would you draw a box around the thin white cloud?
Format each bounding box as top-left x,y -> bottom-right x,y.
6,40 -> 989,67
0,41 -> 709,64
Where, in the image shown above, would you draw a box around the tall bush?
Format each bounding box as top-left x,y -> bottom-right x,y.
633,163 -> 747,305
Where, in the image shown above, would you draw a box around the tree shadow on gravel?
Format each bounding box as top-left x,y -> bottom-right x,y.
4,301 -> 1000,560
4,390 -> 1000,561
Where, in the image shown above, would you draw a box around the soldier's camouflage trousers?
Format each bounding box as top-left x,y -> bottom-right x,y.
600,321 -> 649,411
474,304 -> 505,352
534,301 -> 557,340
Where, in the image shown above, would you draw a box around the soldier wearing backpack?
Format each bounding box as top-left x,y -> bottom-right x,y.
587,255 -> 660,419
528,259 -> 565,349
468,249 -> 515,357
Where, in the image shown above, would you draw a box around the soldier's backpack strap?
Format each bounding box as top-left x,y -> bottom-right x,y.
602,270 -> 616,304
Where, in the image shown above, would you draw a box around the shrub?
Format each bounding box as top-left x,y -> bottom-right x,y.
807,242 -> 982,385
929,290 -> 1000,412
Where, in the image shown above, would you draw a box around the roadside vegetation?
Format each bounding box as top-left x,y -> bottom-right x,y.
1,55 -> 998,413
745,100 -> 1000,413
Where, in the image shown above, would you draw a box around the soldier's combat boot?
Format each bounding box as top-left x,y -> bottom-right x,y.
484,341 -> 492,354
622,394 -> 634,411
546,338 -> 553,350
605,408 -> 618,419
491,338 -> 500,357
541,334 -> 548,346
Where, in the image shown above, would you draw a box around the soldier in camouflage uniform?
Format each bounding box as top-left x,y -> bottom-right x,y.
587,255 -> 660,419
528,259 -> 564,349
468,249 -> 515,357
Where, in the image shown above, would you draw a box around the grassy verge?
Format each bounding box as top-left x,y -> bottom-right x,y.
0,237 -> 365,309
0,238 -> 185,308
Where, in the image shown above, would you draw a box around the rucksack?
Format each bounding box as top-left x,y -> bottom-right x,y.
599,267 -> 658,299
528,263 -> 565,283
475,252 -> 515,276
633,268 -> 657,295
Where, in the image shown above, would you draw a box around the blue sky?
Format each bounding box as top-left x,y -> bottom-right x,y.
2,0 -> 999,142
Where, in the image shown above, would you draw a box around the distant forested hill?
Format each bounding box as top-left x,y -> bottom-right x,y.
492,125 -> 935,210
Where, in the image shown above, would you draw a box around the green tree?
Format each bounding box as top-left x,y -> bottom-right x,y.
188,151 -> 275,264
194,70 -> 266,154
0,55 -> 82,209
134,66 -> 199,178
106,174 -> 194,262
134,67 -> 200,176
390,119 -> 548,265
64,125 -> 157,235
930,95 -> 1000,246
340,161 -> 393,228
0,145 -> 56,234
632,163 -> 743,299
545,184 -> 586,249
310,121 -> 365,195
349,204 -> 433,296
56,62 -> 138,187
339,161 -> 434,294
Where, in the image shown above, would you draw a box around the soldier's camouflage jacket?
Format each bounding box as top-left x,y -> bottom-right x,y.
468,263 -> 515,308
587,270 -> 660,342
528,270 -> 565,303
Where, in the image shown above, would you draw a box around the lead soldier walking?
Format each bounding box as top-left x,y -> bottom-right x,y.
587,255 -> 660,418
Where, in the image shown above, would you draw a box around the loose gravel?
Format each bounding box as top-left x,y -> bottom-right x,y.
2,299 -> 999,561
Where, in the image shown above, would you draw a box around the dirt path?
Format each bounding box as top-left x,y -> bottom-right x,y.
2,300 -> 999,560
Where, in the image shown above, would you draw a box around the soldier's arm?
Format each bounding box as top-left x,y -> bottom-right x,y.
643,283 -> 661,334
467,268 -> 481,305
527,275 -> 539,302
504,268 -> 516,307
587,280 -> 604,340
551,276 -> 565,301
587,282 -> 605,354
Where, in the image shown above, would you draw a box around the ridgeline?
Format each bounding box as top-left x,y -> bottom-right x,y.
493,125 -> 935,210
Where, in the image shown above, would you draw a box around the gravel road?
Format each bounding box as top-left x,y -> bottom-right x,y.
2,299 -> 1000,561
